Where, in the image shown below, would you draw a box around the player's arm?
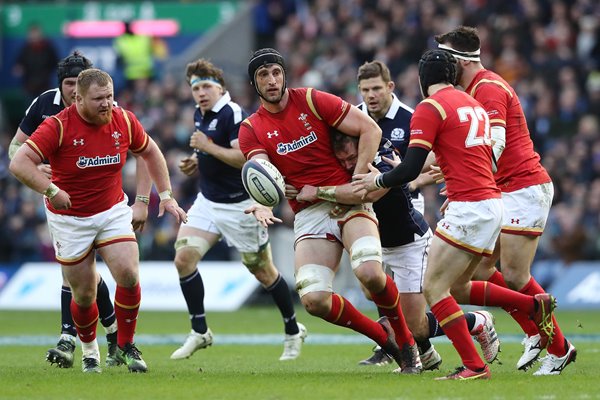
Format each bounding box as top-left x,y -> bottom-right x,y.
137,137 -> 187,223
408,151 -> 438,191
8,127 -> 31,160
335,106 -> 382,174
189,130 -> 246,169
9,144 -> 71,210
490,126 -> 506,172
130,154 -> 153,231
352,147 -> 429,193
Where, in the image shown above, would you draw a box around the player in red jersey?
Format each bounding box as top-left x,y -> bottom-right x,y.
353,49 -> 556,380
9,69 -> 187,374
436,26 -> 576,376
239,48 -> 422,374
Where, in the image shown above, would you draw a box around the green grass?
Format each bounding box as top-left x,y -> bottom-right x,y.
0,308 -> 599,400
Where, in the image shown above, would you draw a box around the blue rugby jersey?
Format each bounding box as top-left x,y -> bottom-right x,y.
358,93 -> 421,200
373,139 -> 429,247
193,92 -> 250,203
19,89 -> 64,135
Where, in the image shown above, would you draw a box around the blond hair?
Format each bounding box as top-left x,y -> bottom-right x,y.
76,69 -> 113,96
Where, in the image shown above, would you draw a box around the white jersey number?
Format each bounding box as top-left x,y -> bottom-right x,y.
458,106 -> 491,148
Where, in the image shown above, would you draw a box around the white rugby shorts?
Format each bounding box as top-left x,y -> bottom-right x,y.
435,198 -> 502,257
293,201 -> 377,247
45,198 -> 136,265
501,182 -> 554,236
383,228 -> 432,293
185,192 -> 268,253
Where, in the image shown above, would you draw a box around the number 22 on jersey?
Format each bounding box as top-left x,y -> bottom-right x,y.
458,106 -> 491,148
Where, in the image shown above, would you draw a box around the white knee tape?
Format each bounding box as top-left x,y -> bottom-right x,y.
349,235 -> 382,270
295,264 -> 334,297
174,236 -> 211,257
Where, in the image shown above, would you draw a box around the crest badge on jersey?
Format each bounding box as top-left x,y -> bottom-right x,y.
390,128 -> 405,141
112,131 -> 121,147
208,119 -> 218,131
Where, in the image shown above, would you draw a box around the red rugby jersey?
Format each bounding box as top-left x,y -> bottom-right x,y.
409,87 -> 500,202
239,88 -> 352,213
26,105 -> 149,216
466,69 -> 551,192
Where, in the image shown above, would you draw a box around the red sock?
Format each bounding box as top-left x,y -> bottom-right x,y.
370,274 -> 415,347
431,296 -> 484,371
520,278 -> 567,356
325,293 -> 387,345
488,271 -> 538,336
115,284 -> 141,347
470,281 -> 535,314
70,300 -> 98,343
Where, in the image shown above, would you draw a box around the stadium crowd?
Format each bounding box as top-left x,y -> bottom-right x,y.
1,0 -> 599,279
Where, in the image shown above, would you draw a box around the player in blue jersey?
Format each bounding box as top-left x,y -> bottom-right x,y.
170,58 -> 306,361
8,51 -> 151,369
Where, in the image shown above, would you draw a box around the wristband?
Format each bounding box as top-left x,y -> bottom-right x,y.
135,195 -> 150,205
159,189 -> 173,201
374,174 -> 387,189
316,186 -> 336,202
44,183 -> 60,198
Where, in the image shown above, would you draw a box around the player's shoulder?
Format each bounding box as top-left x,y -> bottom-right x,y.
26,88 -> 61,113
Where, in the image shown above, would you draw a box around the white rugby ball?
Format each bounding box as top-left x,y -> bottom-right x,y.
241,158 -> 285,207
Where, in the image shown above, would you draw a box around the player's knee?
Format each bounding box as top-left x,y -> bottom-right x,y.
241,244 -> 273,274
175,236 -> 210,260
300,291 -> 330,317
295,264 -> 334,301
349,236 -> 382,270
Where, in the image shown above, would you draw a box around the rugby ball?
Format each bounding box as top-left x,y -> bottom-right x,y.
241,158 -> 285,207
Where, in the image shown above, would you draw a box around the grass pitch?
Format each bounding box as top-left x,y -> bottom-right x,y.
0,307 -> 598,400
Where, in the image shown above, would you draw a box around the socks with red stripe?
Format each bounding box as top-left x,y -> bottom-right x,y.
487,270 -> 539,336
70,300 -> 98,343
115,284 -> 141,347
431,296 -> 485,371
325,293 -> 387,346
370,274 -> 415,347
470,281 -> 535,314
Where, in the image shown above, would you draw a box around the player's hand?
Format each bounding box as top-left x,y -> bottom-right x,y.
440,198 -> 449,216
37,164 -> 52,179
381,152 -> 401,167
179,154 -> 198,176
439,185 -> 447,196
351,164 -> 381,197
131,201 -> 149,232
48,190 -> 71,210
244,203 -> 282,228
158,198 -> 188,224
428,165 -> 445,184
296,185 -> 317,202
190,130 -> 210,152
285,183 -> 299,199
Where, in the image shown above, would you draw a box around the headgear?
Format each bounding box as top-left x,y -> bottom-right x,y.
57,52 -> 93,88
418,49 -> 457,97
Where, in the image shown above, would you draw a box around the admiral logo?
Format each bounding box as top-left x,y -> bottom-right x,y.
267,130 -> 279,139
77,154 -> 121,169
73,139 -> 85,146
276,132 -> 317,154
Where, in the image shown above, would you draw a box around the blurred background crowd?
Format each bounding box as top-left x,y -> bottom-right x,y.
0,0 -> 599,278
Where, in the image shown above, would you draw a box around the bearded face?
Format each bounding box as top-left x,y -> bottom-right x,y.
76,83 -> 114,125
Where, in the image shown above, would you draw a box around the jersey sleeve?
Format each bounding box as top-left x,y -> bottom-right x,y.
25,116 -> 61,161
126,110 -> 149,153
471,82 -> 509,128
238,118 -> 265,159
408,101 -> 443,151
309,89 -> 351,128
18,96 -> 44,136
